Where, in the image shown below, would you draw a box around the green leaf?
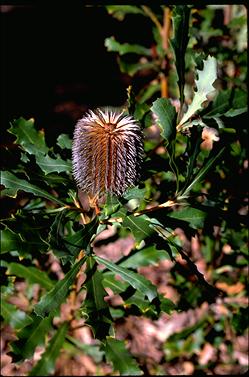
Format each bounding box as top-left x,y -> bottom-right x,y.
178,147 -> 225,199
0,228 -> 23,254
179,55 -> 217,126
123,186 -> 147,201
119,245 -> 170,268
104,337 -> 142,376
204,88 -> 248,118
124,290 -> 154,314
10,315 -> 52,361
56,134 -> 72,149
151,98 -> 177,143
119,60 -> 157,76
8,117 -> 49,156
1,212 -> 51,258
137,82 -> 161,103
35,154 -> 72,175
204,89 -> 231,118
231,308 -> 248,335
224,107 -> 247,117
123,214 -> 155,243
49,212 -> 98,263
105,36 -> 151,56
159,295 -> 176,314
102,272 -> 130,294
34,256 -> 87,318
170,5 -> 191,104
64,217 -> 99,256
95,255 -> 157,302
226,88 -> 247,112
167,207 -> 207,229
106,5 -> 144,21
29,322 -> 68,376
66,335 -> 104,363
0,171 -> 66,206
7,263 -> 54,290
1,300 -> 33,330
83,257 -> 113,339
102,194 -> 121,217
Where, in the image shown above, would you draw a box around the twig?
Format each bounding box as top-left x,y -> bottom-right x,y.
160,7 -> 171,98
141,5 -> 162,34
72,196 -> 88,225
134,200 -> 178,216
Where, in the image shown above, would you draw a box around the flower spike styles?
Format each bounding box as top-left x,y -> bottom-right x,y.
72,108 -> 144,200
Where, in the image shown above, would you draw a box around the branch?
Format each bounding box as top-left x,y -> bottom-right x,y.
141,5 -> 162,34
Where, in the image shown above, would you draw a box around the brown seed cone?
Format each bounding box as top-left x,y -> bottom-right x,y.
72,108 -> 144,199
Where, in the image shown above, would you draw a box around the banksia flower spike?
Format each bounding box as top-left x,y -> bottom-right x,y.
72,108 -> 144,202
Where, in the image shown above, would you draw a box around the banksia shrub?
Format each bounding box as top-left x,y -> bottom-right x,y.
72,108 -> 144,199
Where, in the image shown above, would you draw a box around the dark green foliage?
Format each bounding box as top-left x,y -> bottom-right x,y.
1,4 -> 247,375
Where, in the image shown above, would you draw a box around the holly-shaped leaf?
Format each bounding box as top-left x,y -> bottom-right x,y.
35,154 -> 72,175
0,171 -> 65,206
151,98 -> 177,144
83,257 -> 113,339
29,322 -> 68,376
95,255 -> 157,302
179,56 -> 217,126
8,117 -> 49,156
34,256 -> 86,318
104,337 -> 142,375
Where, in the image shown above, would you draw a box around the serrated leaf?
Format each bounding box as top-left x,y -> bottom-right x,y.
204,89 -> 231,118
179,56 -> 217,126
167,207 -> 207,229
34,256 -> 86,318
102,194 -> 121,217
95,255 -> 157,302
204,88 -> 247,118
0,171 -> 65,206
10,315 -> 52,361
8,117 -> 49,156
119,245 -> 170,268
35,154 -> 72,175
1,300 -> 33,330
151,98 -> 177,143
7,263 -> 54,290
170,5 -> 191,103
123,214 -> 155,243
178,147 -> 225,199
104,337 -> 142,376
66,335 -> 104,363
123,186 -> 147,201
65,217 -> 99,255
83,257 -> 113,339
29,322 -> 68,376
105,36 -> 151,56
49,213 -> 98,263
56,134 -> 72,149
102,272 -> 130,294
1,212 -> 51,258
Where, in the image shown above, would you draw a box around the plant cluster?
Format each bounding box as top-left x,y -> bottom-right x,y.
1,5 -> 247,375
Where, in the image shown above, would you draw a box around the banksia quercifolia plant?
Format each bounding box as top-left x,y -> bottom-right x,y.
72,108 -> 144,201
